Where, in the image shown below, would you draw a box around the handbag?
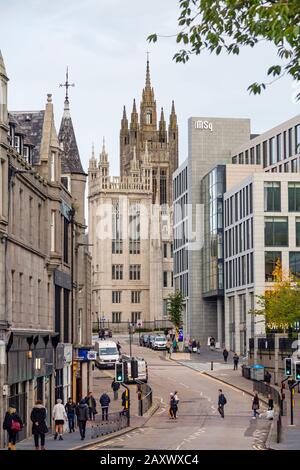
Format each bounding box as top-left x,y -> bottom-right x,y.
11,419 -> 21,432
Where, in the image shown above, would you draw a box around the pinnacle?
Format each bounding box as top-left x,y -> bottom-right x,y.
0,49 -> 7,77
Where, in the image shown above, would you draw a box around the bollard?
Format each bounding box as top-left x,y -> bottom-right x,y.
211,361 -> 213,371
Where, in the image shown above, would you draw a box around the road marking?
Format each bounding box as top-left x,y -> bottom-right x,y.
180,382 -> 189,389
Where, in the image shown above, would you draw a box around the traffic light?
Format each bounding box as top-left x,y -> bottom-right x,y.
284,357 -> 292,376
115,362 -> 124,382
295,361 -> 300,381
131,359 -> 138,379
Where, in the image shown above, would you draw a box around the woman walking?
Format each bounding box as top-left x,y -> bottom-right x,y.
52,398 -> 67,440
252,393 -> 260,419
30,400 -> 48,450
3,404 -> 23,450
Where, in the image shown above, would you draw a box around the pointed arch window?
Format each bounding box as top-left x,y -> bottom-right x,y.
146,110 -> 152,125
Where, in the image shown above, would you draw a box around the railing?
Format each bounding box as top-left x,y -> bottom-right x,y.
137,381 -> 153,416
253,380 -> 282,444
90,410 -> 129,439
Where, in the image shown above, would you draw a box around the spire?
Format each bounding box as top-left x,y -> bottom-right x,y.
58,73 -> 85,175
142,56 -> 155,104
121,105 -> 128,132
169,100 -> 177,130
159,107 -> 165,127
91,142 -> 95,160
130,98 -> 139,130
145,55 -> 151,90
171,100 -> 176,114
123,105 -> 127,120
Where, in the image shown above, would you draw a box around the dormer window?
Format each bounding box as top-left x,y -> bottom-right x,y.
146,110 -> 152,125
23,145 -> 31,164
14,135 -> 21,154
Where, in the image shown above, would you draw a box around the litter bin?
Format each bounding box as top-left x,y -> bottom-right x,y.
250,364 -> 265,381
242,365 -> 251,379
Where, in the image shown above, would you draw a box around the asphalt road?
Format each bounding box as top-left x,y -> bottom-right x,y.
87,336 -> 271,450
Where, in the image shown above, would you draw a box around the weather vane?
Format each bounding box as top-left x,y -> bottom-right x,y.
59,66 -> 75,101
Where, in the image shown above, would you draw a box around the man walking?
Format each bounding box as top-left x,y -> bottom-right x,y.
65,397 -> 76,432
84,391 -> 97,420
99,392 -> 111,421
223,348 -> 229,363
217,389 -> 227,418
233,353 -> 239,370
111,379 -> 120,400
76,399 -> 89,440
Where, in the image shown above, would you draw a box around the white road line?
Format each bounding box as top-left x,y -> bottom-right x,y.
180,382 -> 189,389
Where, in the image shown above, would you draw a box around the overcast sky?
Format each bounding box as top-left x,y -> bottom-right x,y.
1,0 -> 299,177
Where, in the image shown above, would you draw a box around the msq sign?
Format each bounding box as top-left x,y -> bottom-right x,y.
194,120 -> 213,132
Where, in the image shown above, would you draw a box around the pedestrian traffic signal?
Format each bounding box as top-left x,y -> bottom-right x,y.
284,357 -> 292,376
115,362 -> 124,382
295,361 -> 300,381
131,359 -> 138,379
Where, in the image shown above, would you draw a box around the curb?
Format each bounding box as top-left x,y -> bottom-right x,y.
72,401 -> 160,450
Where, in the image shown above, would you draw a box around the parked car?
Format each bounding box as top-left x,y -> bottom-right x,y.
152,335 -> 167,350
98,328 -> 112,339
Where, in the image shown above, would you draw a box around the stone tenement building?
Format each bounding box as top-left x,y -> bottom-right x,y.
88,60 -> 178,330
0,50 -> 91,446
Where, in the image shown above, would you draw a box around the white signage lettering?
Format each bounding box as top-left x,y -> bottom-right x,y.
194,120 -> 213,132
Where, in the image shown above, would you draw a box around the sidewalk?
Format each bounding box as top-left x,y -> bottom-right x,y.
171,347 -> 300,450
15,367 -> 158,451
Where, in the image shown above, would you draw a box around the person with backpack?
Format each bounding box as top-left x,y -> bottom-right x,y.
3,404 -> 23,450
252,393 -> 260,419
99,392 -> 111,421
111,379 -> 120,400
30,400 -> 48,450
217,389 -> 227,418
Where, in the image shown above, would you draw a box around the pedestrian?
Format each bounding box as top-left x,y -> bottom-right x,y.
223,348 -> 229,363
111,379 -> 120,400
116,341 -> 122,354
191,339 -> 197,352
3,404 -> 23,450
233,352 -> 239,370
264,371 -> 272,384
196,341 -> 201,354
267,394 -> 274,411
166,339 -> 172,357
217,389 -> 227,418
30,400 -> 48,450
65,397 -> 76,432
252,393 -> 260,419
76,399 -> 89,440
84,391 -> 97,420
52,398 -> 67,440
99,392 -> 111,421
121,390 -> 127,412
172,338 -> 177,352
210,337 -> 216,351
99,328 -> 105,340
169,393 -> 178,419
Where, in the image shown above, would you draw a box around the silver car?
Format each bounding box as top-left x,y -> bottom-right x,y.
152,336 -> 167,350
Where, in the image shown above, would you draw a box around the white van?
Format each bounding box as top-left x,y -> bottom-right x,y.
95,341 -> 119,368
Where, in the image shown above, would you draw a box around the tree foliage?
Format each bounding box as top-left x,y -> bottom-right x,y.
148,0 -> 300,99
167,290 -> 184,329
252,261 -> 300,330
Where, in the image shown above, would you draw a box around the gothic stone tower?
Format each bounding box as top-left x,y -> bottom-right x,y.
120,59 -> 178,206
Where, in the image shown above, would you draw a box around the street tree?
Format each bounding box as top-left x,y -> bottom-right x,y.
167,290 -> 184,329
252,261 -> 300,330
148,0 -> 300,99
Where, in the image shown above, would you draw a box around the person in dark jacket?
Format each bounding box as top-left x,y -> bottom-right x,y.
111,379 -> 120,400
84,392 -> 97,420
217,389 -> 227,418
169,393 -> 178,419
76,399 -> 89,440
233,353 -> 239,370
3,404 -> 23,450
252,393 -> 260,418
99,392 -> 111,421
268,394 -> 274,411
223,349 -> 229,363
30,400 -> 48,450
65,397 -> 76,432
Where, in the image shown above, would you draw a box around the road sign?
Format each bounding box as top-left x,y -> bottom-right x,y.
87,351 -> 97,361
